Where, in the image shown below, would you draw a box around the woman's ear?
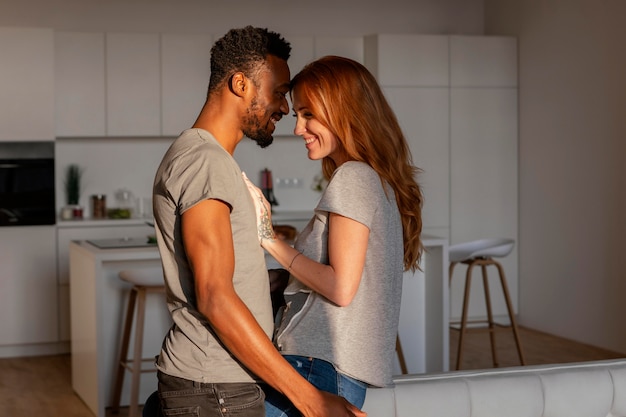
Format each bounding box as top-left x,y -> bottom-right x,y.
229,72 -> 247,98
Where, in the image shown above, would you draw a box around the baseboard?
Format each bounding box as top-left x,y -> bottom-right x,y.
0,341 -> 70,358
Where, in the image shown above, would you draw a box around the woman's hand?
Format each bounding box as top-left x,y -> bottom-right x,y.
242,172 -> 276,244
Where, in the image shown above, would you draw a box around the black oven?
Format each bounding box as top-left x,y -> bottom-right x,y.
0,157 -> 56,226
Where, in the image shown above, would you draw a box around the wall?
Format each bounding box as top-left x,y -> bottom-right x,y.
55,136 -> 324,213
0,0 -> 484,36
485,0 -> 626,354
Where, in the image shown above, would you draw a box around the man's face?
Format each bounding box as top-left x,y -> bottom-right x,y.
242,55 -> 291,148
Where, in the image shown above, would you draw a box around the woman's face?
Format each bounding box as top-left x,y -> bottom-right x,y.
292,86 -> 347,165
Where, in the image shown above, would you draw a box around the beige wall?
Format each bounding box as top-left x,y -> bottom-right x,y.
486,0 -> 626,354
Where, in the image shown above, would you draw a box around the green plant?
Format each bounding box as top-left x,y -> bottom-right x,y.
64,164 -> 83,205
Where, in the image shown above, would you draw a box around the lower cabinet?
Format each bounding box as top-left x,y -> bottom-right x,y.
0,226 -> 57,354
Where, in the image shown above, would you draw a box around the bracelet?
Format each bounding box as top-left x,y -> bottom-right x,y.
288,252 -> 302,272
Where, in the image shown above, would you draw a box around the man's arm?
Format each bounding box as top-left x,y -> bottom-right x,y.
182,199 -> 366,417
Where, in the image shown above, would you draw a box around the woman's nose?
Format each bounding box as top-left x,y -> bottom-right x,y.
293,118 -> 305,136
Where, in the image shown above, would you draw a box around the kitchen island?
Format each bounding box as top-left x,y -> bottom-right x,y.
69,234 -> 448,417
69,240 -> 167,417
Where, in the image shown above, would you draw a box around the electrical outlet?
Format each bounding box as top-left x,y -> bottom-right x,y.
275,177 -> 304,188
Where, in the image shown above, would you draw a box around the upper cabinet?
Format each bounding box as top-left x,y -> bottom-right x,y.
55,31 -> 216,138
55,31 -> 106,137
364,34 -> 451,233
106,33 -> 161,137
450,35 -> 518,87
161,33 -> 213,137
0,27 -> 55,141
365,34 -> 449,87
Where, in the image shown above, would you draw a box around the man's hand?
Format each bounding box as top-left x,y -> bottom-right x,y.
302,390 -> 367,417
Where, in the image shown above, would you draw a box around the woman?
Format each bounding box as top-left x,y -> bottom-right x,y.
244,55 -> 424,415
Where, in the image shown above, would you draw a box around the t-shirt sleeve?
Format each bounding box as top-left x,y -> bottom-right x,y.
316,162 -> 381,229
166,146 -> 240,214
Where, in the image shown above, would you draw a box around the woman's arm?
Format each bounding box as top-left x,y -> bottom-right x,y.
244,173 -> 369,306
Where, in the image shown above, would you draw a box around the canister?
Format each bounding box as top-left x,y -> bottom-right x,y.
91,194 -> 106,219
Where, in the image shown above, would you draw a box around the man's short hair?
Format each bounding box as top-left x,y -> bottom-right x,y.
208,26 -> 291,94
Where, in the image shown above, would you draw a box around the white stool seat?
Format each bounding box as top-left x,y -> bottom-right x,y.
119,267 -> 164,287
449,238 -> 514,263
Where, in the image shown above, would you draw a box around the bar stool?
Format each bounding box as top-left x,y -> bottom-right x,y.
396,335 -> 408,374
449,238 -> 525,370
110,268 -> 165,417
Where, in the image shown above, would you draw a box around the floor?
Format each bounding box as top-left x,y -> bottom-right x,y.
0,327 -> 623,417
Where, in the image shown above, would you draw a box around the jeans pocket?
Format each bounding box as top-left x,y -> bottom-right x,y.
217,383 -> 265,416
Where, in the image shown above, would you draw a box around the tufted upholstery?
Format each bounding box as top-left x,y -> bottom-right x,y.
363,359 -> 626,417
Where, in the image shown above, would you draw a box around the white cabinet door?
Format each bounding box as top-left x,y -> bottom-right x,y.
55,31 -> 106,137
0,226 -> 57,345
451,35 -> 518,87
383,87 -> 450,233
106,33 -> 161,137
364,34 -> 449,87
0,27 -> 54,141
56,224 -> 155,341
449,87 -> 519,318
161,33 -> 213,137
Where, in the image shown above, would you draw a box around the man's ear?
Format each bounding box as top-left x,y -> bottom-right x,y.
229,72 -> 247,98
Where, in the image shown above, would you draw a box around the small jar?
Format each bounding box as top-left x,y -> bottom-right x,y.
91,194 -> 106,219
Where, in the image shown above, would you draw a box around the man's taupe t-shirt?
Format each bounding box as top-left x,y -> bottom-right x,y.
153,128 -> 272,383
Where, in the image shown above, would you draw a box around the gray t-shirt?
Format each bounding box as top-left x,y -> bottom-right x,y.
275,161 -> 404,387
153,128 -> 272,383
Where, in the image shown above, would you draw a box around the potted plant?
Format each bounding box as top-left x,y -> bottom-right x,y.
62,164 -> 83,219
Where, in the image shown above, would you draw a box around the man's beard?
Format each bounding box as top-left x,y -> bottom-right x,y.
243,98 -> 274,149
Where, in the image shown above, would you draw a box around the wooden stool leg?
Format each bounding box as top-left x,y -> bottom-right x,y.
396,335 -> 408,374
449,262 -> 457,286
111,287 -> 138,413
456,261 -> 475,370
481,262 -> 499,367
494,261 -> 526,365
128,287 -> 147,417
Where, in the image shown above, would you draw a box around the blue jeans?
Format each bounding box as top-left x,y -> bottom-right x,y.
263,356 -> 367,417
157,371 -> 265,417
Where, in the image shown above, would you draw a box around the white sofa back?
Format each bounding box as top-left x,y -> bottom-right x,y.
363,359 -> 626,417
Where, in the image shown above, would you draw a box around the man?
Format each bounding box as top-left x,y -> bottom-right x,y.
152,26 -> 366,417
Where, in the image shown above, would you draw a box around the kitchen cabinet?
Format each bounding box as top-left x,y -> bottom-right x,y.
364,34 -> 449,87
69,241 -> 167,417
161,33 -> 213,137
56,222 -> 156,342
55,31 -> 106,137
364,34 -> 451,235
106,32 -> 161,137
0,27 -> 54,142
0,226 -> 57,357
365,34 -> 518,322
383,87 -> 450,235
450,35 -> 518,87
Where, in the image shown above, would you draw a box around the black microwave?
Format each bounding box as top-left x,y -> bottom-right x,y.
0,158 -> 56,226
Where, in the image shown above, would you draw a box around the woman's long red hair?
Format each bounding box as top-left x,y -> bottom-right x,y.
291,56 -> 424,271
